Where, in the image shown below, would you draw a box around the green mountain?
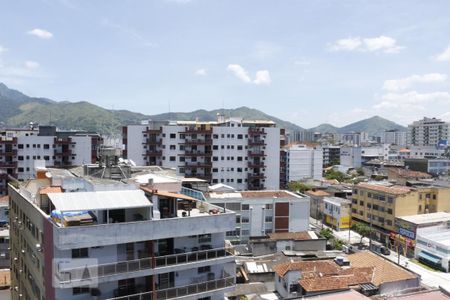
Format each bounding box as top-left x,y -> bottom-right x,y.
309,123 -> 339,134
0,83 -> 303,134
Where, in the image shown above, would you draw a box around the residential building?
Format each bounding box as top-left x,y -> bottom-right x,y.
386,168 -> 432,185
0,196 -> 8,225
305,190 -> 330,220
123,116 -> 284,191
407,117 -> 450,147
323,197 -> 351,231
0,228 -> 9,268
8,160 -> 236,299
273,252 -> 419,298
415,224 -> 450,272
352,182 -> 450,245
322,145 -> 340,167
395,212 -> 450,257
285,144 -> 323,182
404,158 -> 450,176
0,125 -> 103,196
338,132 -> 369,146
382,130 -> 407,147
204,188 -> 310,244
340,146 -> 362,169
408,146 -> 445,159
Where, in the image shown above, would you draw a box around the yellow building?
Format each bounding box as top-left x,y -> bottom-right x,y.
352,182 -> 450,244
323,196 -> 351,231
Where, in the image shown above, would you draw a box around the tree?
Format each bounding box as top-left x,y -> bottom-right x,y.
351,223 -> 373,244
287,181 -> 313,193
356,168 -> 365,176
319,228 -> 333,240
324,169 -> 346,182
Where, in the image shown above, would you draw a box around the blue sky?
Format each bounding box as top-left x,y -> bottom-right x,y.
1,0 -> 450,128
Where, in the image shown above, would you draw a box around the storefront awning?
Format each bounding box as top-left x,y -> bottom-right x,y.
418,251 -> 441,264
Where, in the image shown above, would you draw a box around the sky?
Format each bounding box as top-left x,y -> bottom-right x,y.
1,0 -> 450,128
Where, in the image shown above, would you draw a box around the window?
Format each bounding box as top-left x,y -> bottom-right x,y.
241,217 -> 249,223
242,204 -> 250,210
72,248 -> 88,258
265,204 -> 273,209
44,144 -> 50,149
18,144 -> 24,149
213,145 -> 218,150
169,156 -> 176,161
213,156 -> 218,161
237,145 -> 243,150
237,134 -> 243,139
170,145 -> 176,150
237,156 -> 243,161
265,216 -> 273,222
198,234 -> 211,243
18,156 -> 24,161
359,201 -> 364,206
73,287 -> 90,295
212,168 -> 218,173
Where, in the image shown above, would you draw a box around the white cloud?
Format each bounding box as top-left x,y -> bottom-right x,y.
383,73 -> 448,92
194,68 -> 207,76
329,35 -> 403,54
435,45 -> 450,62
227,64 -> 252,83
253,70 -> 271,85
27,28 -> 53,39
0,46 -> 7,54
227,64 -> 271,85
24,61 -> 40,70
374,91 -> 450,110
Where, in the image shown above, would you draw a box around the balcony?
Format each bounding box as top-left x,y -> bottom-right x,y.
0,137 -> 17,144
143,150 -> 163,157
54,149 -> 74,156
248,151 -> 266,157
248,128 -> 267,136
55,248 -> 233,285
248,140 -> 265,146
54,138 -> 75,144
0,161 -> 17,168
0,149 -> 17,156
106,275 -> 235,300
185,174 -> 212,181
180,139 -> 212,145
182,151 -> 212,157
248,184 -> 265,190
143,139 -> 163,145
247,162 -> 265,168
248,173 -> 266,179
142,129 -> 162,134
183,162 -> 212,169
180,128 -> 212,134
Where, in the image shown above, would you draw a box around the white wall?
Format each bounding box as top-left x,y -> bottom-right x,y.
71,136 -> 92,166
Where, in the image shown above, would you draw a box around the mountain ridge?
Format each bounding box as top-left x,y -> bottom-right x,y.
0,82 -> 406,136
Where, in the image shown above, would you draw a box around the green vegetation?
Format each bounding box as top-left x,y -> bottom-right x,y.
319,228 -> 333,240
351,223 -> 373,244
325,169 -> 347,182
356,168 -> 365,176
287,181 -> 313,193
333,239 -> 345,250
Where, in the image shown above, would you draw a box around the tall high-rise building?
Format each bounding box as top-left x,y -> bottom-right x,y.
285,145 -> 323,181
123,116 -> 284,191
0,125 -> 103,196
407,117 -> 450,146
382,129 -> 407,147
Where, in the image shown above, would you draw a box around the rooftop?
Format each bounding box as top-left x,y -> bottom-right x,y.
347,252 -> 418,285
323,196 -> 351,206
305,190 -> 330,197
272,260 -> 340,277
356,182 -> 412,195
306,289 -> 370,299
417,226 -> 450,247
268,231 -> 317,241
388,168 -> 431,178
397,212 -> 450,225
206,190 -> 303,199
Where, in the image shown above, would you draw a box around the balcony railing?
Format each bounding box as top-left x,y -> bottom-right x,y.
183,162 -> 212,168
55,248 -> 232,284
54,138 -> 75,144
0,149 -> 17,156
248,151 -> 266,157
247,162 -> 265,168
143,140 -> 162,145
54,149 -> 73,156
180,128 -> 212,134
143,150 -> 163,157
248,128 -> 267,136
142,129 -> 162,134
0,161 -> 17,168
106,275 -> 235,300
180,139 -> 213,145
248,173 -> 266,179
248,140 -> 265,146
248,184 -> 265,190
182,151 -> 213,157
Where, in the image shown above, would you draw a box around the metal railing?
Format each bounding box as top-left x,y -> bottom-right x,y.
107,276 -> 235,300
180,187 -> 207,201
56,248 -> 232,284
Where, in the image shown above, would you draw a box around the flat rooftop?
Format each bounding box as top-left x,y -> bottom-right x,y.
206,190 -> 304,200
397,212 -> 450,225
418,228 -> 450,247
323,196 -> 351,206
356,182 -> 412,195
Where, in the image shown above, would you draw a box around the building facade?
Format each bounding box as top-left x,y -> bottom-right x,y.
285,145 -> 323,182
407,117 -> 450,147
9,167 -> 236,300
123,117 -> 284,191
382,130 -> 407,147
322,145 -> 340,167
340,146 -> 362,169
323,197 -> 351,231
0,126 -> 102,196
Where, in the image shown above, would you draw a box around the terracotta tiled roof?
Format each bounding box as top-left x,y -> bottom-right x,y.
140,187 -> 197,201
356,183 -> 412,195
268,231 -> 312,241
299,267 -> 374,292
272,260 -> 340,277
306,190 -> 330,197
39,186 -> 62,195
347,252 -> 417,285
388,168 -> 431,179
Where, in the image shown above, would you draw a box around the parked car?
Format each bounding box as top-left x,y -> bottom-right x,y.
370,242 -> 391,255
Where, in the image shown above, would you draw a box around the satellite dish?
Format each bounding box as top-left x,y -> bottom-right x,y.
45,172 -> 52,178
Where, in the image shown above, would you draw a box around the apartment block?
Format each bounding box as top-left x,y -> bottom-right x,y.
340,146 -> 361,169
322,145 -> 340,167
0,125 -> 102,196
351,182 -> 450,245
204,188 -> 310,244
382,130 -> 407,147
284,145 -> 323,182
407,117 -> 450,147
338,132 -> 369,146
323,197 -> 351,231
9,164 -> 236,300
123,116 -> 284,191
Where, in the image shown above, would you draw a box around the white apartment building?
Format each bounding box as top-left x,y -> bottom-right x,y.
338,132 -> 369,146
123,116 -> 283,191
407,117 -> 450,147
285,145 -> 323,181
0,126 -> 102,196
204,187 -> 310,244
9,166 -> 236,300
340,146 -> 362,169
382,130 -> 407,147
